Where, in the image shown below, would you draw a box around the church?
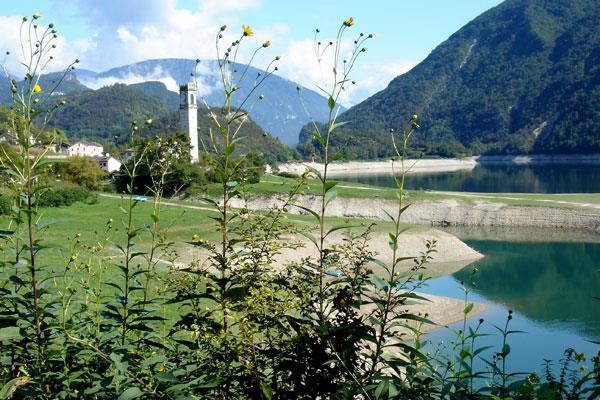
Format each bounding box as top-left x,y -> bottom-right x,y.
179,81 -> 199,163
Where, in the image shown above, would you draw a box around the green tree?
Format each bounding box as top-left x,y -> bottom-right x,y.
57,156 -> 107,190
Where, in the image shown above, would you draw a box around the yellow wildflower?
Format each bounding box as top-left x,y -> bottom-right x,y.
262,40 -> 271,48
343,17 -> 354,27
242,24 -> 253,37
33,84 -> 42,93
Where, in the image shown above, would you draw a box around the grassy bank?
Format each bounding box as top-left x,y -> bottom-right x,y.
232,175 -> 600,210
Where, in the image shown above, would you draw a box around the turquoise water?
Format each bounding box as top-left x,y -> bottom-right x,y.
338,165 -> 600,373
420,239 -> 600,375
336,165 -> 600,193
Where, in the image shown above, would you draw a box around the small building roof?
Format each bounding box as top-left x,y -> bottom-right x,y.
71,140 -> 104,147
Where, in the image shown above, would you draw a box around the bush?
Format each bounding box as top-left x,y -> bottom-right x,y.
56,156 -> 107,190
38,186 -> 91,208
276,171 -> 299,178
0,194 -> 11,215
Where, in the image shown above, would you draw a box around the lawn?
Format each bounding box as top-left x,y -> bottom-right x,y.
0,194 -> 409,274
231,175 -> 600,210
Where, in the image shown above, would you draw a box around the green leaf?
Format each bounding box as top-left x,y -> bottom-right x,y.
371,276 -> 389,291
117,387 -> 144,400
464,303 -> 474,315
199,197 -> 219,207
323,181 -> 338,193
299,232 -> 319,249
260,384 -> 273,400
324,190 -> 337,206
295,205 -> 320,223
330,121 -> 349,131
0,327 -> 22,342
0,376 -> 31,399
328,96 -> 335,110
374,379 -> 388,399
325,224 -> 356,238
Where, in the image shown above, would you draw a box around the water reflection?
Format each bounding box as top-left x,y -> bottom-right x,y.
433,240 -> 600,340
337,165 -> 600,193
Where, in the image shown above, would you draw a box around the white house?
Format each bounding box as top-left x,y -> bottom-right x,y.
68,140 -> 104,157
0,130 -> 36,145
96,154 -> 121,173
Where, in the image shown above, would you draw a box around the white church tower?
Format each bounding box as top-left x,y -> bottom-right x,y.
179,82 -> 199,163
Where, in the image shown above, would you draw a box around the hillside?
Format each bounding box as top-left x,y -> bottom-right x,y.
145,108 -> 295,162
44,83 -> 292,161
0,71 -> 89,104
48,84 -> 168,141
298,0 -> 600,159
77,58 -> 336,145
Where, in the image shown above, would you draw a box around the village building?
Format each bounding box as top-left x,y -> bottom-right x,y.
0,129 -> 36,145
67,140 -> 104,157
96,154 -> 121,173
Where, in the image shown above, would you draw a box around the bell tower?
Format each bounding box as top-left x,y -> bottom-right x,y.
179,82 -> 199,163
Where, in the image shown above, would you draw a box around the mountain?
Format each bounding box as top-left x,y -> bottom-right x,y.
0,71 -> 89,104
76,58 -> 336,145
48,84 -> 168,141
45,83 -> 293,161
130,81 -> 179,110
298,0 -> 600,159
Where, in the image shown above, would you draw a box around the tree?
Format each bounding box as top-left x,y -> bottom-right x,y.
57,156 -> 107,190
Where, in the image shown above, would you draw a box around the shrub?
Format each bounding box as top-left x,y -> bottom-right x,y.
38,186 -> 91,207
276,171 -> 299,178
56,156 -> 107,190
0,194 -> 11,215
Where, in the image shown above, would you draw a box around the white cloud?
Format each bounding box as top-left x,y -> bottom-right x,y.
0,2 -> 418,105
0,15 -> 80,78
277,38 -> 418,107
48,0 -> 265,72
80,65 -> 180,92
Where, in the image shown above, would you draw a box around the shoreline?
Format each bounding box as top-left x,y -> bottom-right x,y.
231,193 -> 600,232
278,153 -> 600,176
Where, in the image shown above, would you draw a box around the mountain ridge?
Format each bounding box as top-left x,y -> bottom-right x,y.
298,0 -> 599,159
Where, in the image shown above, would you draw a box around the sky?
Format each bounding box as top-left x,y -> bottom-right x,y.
0,0 -> 504,105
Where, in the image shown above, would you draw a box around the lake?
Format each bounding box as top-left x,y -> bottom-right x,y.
336,164 -> 600,193
420,237 -> 600,377
338,164 -> 600,375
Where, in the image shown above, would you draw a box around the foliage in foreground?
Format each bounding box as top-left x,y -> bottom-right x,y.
0,13 -> 598,400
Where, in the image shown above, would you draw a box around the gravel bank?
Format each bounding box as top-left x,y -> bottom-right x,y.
278,154 -> 600,177
231,194 -> 600,232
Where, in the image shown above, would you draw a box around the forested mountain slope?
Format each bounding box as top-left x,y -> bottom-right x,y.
298,0 -> 599,158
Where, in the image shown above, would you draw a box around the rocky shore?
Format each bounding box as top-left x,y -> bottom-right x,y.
231,193 -> 600,232
278,153 -> 600,177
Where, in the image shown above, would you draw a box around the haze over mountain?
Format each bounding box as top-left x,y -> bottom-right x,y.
299,0 -> 599,159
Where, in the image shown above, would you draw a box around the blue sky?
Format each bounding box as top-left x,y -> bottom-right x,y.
0,0 -> 503,104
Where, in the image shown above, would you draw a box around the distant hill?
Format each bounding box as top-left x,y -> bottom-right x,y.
298,0 -> 600,159
48,84 -> 168,141
76,58 -> 337,145
45,83 -> 293,161
130,81 -> 179,110
0,71 -> 89,104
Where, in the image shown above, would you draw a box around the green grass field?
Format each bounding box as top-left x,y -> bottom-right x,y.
0,195 -> 408,274
236,175 -> 600,210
